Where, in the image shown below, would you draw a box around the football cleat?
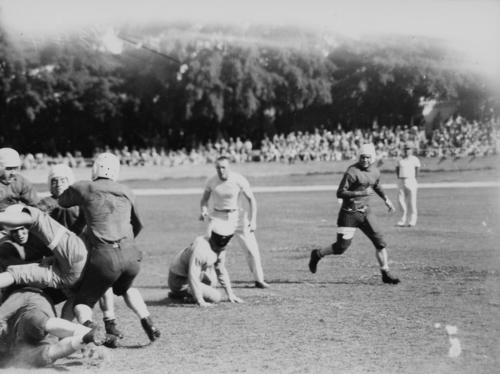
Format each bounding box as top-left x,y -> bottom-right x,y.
104,318 -> 124,339
381,269 -> 400,284
141,317 -> 161,342
82,321 -> 105,346
254,281 -> 270,289
308,249 -> 321,274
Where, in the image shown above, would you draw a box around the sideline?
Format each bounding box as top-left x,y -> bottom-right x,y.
131,181 -> 500,195
38,181 -> 498,197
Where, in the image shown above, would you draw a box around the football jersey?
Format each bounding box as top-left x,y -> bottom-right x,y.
338,163 -> 383,211
58,179 -> 141,244
0,175 -> 40,211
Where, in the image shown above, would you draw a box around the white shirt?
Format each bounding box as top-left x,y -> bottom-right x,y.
397,155 -> 421,179
204,172 -> 251,211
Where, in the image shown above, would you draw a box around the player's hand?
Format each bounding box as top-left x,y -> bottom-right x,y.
364,187 -> 374,196
249,221 -> 257,232
199,211 -> 208,221
385,199 -> 395,213
228,295 -> 244,304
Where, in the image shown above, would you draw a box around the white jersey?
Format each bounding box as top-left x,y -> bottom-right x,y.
397,155 -> 421,179
204,172 -> 251,211
169,235 -> 221,277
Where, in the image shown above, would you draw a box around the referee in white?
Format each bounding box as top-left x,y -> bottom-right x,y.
200,155 -> 270,288
395,143 -> 421,227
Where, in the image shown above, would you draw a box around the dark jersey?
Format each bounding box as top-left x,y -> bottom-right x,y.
38,196 -> 85,235
337,163 -> 386,211
58,179 -> 143,244
0,175 -> 40,211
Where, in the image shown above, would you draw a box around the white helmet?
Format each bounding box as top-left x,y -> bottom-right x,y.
91,152 -> 120,181
0,148 -> 21,168
4,203 -> 26,216
359,143 -> 376,162
48,164 -> 75,187
2,204 -> 27,231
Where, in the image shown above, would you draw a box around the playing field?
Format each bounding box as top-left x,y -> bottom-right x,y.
11,168 -> 500,374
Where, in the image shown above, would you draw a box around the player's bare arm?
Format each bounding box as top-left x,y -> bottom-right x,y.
215,254 -> 243,303
241,185 -> 258,231
199,188 -> 211,221
131,204 -> 143,237
187,253 -> 211,307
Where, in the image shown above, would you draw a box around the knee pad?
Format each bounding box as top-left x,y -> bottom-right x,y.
332,234 -> 352,255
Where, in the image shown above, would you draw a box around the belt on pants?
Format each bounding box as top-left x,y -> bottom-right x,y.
214,208 -> 237,213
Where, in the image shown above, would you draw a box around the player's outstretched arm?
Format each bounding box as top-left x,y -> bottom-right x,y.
215,253 -> 243,304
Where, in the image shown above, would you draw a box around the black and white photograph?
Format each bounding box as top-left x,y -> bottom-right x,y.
0,0 -> 499,372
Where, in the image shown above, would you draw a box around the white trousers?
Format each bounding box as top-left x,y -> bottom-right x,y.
207,210 -> 265,283
397,178 -> 418,226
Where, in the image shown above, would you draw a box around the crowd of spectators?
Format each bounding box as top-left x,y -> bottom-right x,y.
15,115 -> 500,170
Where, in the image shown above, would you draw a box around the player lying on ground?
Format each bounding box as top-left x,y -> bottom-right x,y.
309,143 -> 401,284
168,219 -> 243,307
58,153 -> 160,343
0,287 -> 102,368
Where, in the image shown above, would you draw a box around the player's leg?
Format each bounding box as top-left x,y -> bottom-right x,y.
0,271 -> 15,288
407,181 -> 418,226
309,210 -> 358,274
397,181 -> 408,226
167,271 -> 191,299
235,212 -> 268,288
44,320 -> 103,365
73,247 -> 119,326
234,230 -> 268,287
1,261 -> 64,289
198,282 -> 222,303
99,288 -> 123,339
113,241 -> 160,342
359,212 -> 400,284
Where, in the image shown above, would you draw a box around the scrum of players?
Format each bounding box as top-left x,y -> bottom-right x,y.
0,142 -> 408,368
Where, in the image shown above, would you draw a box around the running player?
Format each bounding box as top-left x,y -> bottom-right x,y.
200,155 -> 269,288
308,143 -> 401,284
168,219 -> 243,307
58,153 -> 160,343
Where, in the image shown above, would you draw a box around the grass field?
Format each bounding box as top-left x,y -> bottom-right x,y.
7,168 -> 500,374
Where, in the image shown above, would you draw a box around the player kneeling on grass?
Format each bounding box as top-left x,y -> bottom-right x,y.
168,220 -> 243,307
0,287 -> 103,368
308,143 -> 400,285
0,204 -> 87,291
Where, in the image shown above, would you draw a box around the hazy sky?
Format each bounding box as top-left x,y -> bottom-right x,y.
1,0 -> 499,75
